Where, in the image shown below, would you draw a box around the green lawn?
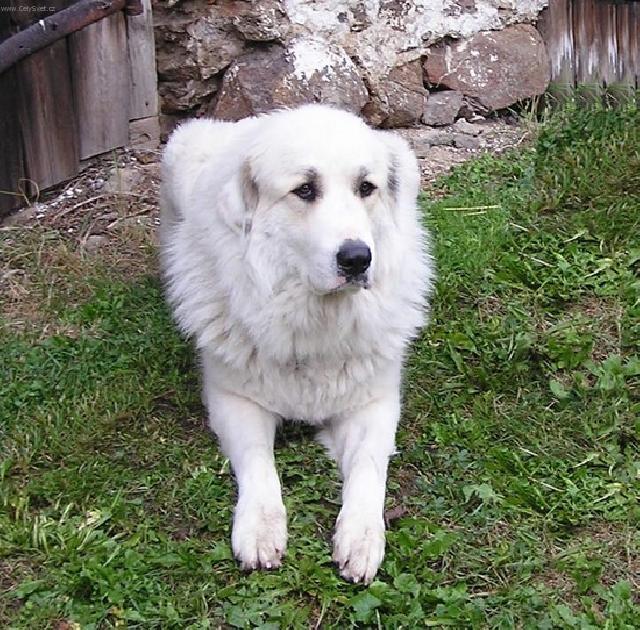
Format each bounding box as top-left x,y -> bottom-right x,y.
1,103 -> 638,628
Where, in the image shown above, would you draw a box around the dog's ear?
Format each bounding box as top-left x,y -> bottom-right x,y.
239,159 -> 259,235
376,131 -> 420,208
240,160 -> 259,235
218,158 -> 260,235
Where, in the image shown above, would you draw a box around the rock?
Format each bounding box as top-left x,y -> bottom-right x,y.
452,0 -> 476,11
231,0 -> 288,41
211,37 -> 368,121
453,118 -> 484,135
451,133 -> 482,150
154,0 -> 548,115
83,235 -> 109,253
186,19 -> 246,81
153,0 -> 288,113
1,204 -> 39,226
403,125 -> 486,158
159,113 -> 189,143
287,1 -> 547,75
154,10 -> 246,113
458,97 -> 489,122
105,163 -> 158,195
408,131 -> 456,157
423,24 -> 551,111
363,59 -> 427,128
106,165 -> 142,195
129,117 -> 160,150
422,90 -> 464,126
157,80 -> 211,114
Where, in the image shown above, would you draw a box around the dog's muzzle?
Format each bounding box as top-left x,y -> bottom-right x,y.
337,239 -> 371,277
335,239 -> 372,290
343,273 -> 370,289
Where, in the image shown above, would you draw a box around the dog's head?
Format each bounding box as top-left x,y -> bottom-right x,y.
235,105 -> 419,295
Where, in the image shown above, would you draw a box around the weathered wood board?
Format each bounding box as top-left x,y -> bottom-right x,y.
539,0 -> 640,99
18,40 -> 80,194
0,9 -> 24,215
0,0 -> 159,215
0,68 -> 25,215
127,0 -> 159,120
537,0 -> 574,98
69,11 -> 130,159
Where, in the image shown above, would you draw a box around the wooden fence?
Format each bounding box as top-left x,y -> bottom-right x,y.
2,0 -> 638,216
0,0 -> 158,216
539,0 -> 640,98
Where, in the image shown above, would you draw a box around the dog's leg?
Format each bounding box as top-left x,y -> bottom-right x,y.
327,389 -> 400,583
206,387 -> 287,570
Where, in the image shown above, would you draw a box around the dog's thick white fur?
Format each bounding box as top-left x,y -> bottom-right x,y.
160,104 -> 432,583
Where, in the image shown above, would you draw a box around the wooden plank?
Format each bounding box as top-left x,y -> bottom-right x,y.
69,11 -> 130,159
126,0 -> 158,119
615,4 -> 632,86
17,39 -> 80,194
611,3 -> 635,102
597,2 -> 619,104
598,3 -> 618,84
538,0 -> 574,101
572,0 -> 603,100
633,4 -> 640,94
0,9 -> 24,216
0,0 -> 126,75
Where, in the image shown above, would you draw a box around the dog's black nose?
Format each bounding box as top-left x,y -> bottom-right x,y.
336,239 -> 372,276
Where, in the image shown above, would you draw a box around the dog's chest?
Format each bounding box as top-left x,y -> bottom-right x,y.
205,288 -> 406,421
239,351 -> 388,422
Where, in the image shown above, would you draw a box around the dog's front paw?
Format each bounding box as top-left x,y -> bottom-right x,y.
232,498 -> 287,570
333,509 -> 385,583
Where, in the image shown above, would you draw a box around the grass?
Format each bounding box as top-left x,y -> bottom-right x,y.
1,102 -> 639,628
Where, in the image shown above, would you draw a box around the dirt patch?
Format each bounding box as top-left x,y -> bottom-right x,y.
537,522 -> 639,609
3,147 -> 160,233
571,297 -> 623,362
2,117 -> 526,233
0,118 -> 528,335
582,522 -> 640,592
386,462 -> 420,521
475,295 -> 508,322
395,117 -> 530,188
0,559 -> 37,624
1,148 -> 160,336
1,229 -> 92,336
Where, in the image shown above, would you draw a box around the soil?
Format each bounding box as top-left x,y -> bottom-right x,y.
1,116 -> 530,244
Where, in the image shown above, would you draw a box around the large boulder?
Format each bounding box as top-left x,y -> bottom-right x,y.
154,0 -> 289,113
211,37 -> 369,120
230,0 -> 288,42
423,24 -> 551,111
154,0 -> 549,116
362,60 -> 427,128
422,90 -> 464,126
287,0 -> 548,75
155,15 -> 245,112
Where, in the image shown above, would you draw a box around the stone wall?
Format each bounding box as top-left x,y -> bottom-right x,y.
154,0 -> 550,128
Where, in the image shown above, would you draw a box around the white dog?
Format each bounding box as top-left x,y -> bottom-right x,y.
160,105 -> 432,583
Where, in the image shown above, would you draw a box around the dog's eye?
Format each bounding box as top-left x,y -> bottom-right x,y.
359,181 -> 377,198
292,182 -> 317,202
